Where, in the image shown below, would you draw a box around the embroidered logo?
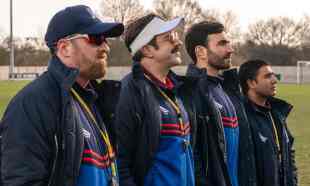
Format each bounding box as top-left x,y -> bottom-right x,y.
159,106 -> 169,115
82,128 -> 91,138
214,101 -> 223,110
259,132 -> 268,143
284,129 -> 290,143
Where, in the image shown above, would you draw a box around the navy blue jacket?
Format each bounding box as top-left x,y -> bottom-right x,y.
115,61 -> 198,186
0,56 -> 121,186
222,69 -> 257,186
243,97 -> 297,186
186,64 -> 232,186
186,65 -> 257,186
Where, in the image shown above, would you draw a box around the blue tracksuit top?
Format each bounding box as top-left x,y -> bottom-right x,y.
72,84 -> 116,186
143,72 -> 195,186
207,76 -> 240,186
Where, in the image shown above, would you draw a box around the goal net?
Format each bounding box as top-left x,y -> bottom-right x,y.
297,61 -> 310,84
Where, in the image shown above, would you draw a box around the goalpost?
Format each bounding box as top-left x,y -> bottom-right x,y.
297,61 -> 310,84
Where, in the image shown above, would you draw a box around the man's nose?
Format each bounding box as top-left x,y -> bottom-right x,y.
272,74 -> 278,83
171,31 -> 183,46
227,44 -> 234,53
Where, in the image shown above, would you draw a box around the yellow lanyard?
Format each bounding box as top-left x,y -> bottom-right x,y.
70,88 -> 117,179
144,74 -> 185,132
269,112 -> 281,161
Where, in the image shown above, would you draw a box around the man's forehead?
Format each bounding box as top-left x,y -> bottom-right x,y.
207,32 -> 230,44
258,65 -> 273,75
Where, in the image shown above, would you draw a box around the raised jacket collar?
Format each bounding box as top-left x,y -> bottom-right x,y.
47,56 -> 79,91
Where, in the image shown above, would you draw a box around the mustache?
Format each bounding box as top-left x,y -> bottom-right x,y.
171,45 -> 180,54
224,52 -> 233,59
97,51 -> 109,58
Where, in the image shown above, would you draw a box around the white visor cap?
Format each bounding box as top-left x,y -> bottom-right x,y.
129,17 -> 184,55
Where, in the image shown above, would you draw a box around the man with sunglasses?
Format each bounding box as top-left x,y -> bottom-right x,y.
115,14 -> 197,186
1,5 -> 124,186
239,59 -> 297,186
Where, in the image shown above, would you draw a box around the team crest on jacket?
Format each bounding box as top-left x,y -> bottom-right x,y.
159,106 -> 169,115
214,101 -> 224,111
82,128 -> 91,138
258,132 -> 268,143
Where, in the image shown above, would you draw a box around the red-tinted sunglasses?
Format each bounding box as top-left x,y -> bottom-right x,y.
62,34 -> 108,46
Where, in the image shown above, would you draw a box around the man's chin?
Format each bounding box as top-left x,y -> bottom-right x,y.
212,59 -> 231,70
223,59 -> 232,68
217,63 -> 231,70
168,56 -> 182,65
174,58 -> 182,66
90,66 -> 106,80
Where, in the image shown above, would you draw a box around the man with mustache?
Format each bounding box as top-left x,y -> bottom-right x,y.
115,13 -> 196,186
184,21 -> 256,186
239,59 -> 297,186
0,5 -> 124,186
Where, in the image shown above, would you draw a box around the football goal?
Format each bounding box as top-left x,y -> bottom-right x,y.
297,61 -> 310,84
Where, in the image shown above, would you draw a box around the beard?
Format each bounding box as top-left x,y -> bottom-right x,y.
79,55 -> 108,80
71,42 -> 108,80
88,59 -> 107,79
208,50 -> 232,70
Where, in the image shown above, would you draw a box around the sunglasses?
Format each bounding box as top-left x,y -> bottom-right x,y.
61,34 -> 108,46
157,31 -> 180,44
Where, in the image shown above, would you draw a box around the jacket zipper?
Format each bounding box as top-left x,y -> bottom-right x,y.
218,118 -> 228,163
47,135 -> 59,186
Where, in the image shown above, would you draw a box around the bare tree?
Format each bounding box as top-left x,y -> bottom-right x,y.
299,15 -> 310,46
153,0 -> 204,26
201,9 -> 242,43
99,0 -> 146,25
245,16 -> 306,47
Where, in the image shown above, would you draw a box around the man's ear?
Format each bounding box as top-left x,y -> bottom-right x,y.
140,45 -> 153,58
247,79 -> 257,89
55,40 -> 78,68
56,40 -> 73,58
195,45 -> 207,60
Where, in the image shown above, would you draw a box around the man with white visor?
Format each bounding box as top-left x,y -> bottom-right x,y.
115,13 -> 197,186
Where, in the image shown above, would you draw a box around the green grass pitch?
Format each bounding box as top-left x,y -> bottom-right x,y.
0,81 -> 309,185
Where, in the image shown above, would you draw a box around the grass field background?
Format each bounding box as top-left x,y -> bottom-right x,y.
0,81 -> 309,185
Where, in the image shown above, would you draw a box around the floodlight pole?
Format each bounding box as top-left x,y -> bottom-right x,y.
9,0 -> 15,79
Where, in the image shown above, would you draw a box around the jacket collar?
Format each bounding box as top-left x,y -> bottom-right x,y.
222,68 -> 240,91
131,61 -> 184,89
268,97 -> 293,118
187,64 -> 240,92
186,63 -> 224,84
246,96 -> 293,118
246,98 -> 271,114
186,63 -> 207,78
48,56 -> 79,91
72,82 -> 98,104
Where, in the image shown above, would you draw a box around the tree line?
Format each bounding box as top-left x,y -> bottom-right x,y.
1,0 -> 310,66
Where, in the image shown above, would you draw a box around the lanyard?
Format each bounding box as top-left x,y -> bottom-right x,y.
144,74 -> 185,132
269,112 -> 281,162
70,88 -> 118,181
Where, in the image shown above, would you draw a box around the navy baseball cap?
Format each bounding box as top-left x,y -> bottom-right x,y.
45,5 -> 124,48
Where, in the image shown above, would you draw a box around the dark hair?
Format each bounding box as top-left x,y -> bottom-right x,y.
49,46 -> 58,56
239,59 -> 270,94
185,21 -> 224,63
124,13 -> 161,61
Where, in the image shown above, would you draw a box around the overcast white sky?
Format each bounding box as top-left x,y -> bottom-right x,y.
0,0 -> 309,38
